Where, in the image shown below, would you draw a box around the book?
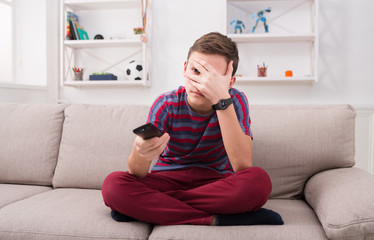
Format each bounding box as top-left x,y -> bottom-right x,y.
66,22 -> 71,39
67,11 -> 80,40
67,11 -> 79,23
74,22 -> 81,40
89,74 -> 117,81
77,28 -> 89,40
69,20 -> 78,40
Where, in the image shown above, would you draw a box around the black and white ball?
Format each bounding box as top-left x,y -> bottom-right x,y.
125,60 -> 143,81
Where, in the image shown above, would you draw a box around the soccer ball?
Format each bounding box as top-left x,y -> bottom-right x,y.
125,60 -> 143,81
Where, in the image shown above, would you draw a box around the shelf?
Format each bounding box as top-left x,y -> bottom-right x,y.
229,0 -> 307,1
64,80 -> 147,87
235,76 -> 315,83
64,0 -> 140,10
64,39 -> 143,48
227,0 -> 305,2
228,33 -> 316,43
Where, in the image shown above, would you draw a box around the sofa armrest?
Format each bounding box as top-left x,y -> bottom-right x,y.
304,167 -> 374,240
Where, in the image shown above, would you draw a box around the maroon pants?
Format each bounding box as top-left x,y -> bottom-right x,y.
102,166 -> 271,225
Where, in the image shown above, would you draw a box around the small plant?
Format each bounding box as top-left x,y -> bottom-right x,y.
133,27 -> 144,35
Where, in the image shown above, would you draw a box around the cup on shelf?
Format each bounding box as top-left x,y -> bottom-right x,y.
74,71 -> 83,81
257,66 -> 267,77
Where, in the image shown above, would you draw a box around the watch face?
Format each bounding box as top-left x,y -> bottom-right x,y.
219,100 -> 227,108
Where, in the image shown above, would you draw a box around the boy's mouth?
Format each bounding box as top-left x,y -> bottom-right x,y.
192,91 -> 204,97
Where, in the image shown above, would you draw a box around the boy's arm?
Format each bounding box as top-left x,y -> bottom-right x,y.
128,133 -> 170,178
129,95 -> 170,178
185,58 -> 252,172
216,104 -> 252,172
206,88 -> 253,172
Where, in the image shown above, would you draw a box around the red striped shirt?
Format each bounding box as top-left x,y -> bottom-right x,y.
147,86 -> 252,176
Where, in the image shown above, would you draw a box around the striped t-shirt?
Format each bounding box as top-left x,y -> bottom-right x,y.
147,86 -> 252,176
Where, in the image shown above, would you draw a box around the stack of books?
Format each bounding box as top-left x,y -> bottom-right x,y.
66,11 -> 89,40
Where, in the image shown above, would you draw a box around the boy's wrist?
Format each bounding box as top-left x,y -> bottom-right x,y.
128,151 -> 152,179
212,97 -> 233,111
212,92 -> 231,105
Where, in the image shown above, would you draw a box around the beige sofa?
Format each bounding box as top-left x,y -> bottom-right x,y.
0,103 -> 374,240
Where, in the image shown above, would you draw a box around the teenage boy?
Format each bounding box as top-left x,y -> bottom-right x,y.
102,32 -> 283,226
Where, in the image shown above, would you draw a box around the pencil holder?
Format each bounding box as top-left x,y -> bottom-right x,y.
257,66 -> 267,77
74,71 -> 83,81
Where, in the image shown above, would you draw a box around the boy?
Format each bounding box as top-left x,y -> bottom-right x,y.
102,32 -> 283,226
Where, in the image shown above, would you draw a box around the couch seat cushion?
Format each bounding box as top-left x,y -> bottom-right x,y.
149,199 -> 328,240
0,184 -> 52,208
0,188 -> 152,240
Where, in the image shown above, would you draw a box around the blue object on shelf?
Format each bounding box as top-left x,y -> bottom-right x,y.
89,74 -> 118,81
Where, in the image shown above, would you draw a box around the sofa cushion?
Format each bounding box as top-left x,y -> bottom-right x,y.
0,104 -> 66,186
0,188 -> 152,240
149,199 -> 328,240
249,105 -> 356,198
305,167 -> 374,240
53,104 -> 150,189
0,184 -> 52,208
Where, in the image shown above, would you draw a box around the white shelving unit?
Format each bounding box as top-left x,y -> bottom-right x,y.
226,0 -> 318,84
60,0 -> 151,87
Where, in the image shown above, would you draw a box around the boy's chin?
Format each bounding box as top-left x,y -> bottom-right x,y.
188,93 -> 207,104
187,96 -> 212,113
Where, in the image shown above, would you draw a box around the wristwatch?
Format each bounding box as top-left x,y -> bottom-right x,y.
212,98 -> 233,110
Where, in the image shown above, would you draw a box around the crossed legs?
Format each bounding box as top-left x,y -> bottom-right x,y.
102,166 -> 272,225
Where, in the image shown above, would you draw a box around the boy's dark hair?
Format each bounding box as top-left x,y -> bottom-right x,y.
187,32 -> 239,77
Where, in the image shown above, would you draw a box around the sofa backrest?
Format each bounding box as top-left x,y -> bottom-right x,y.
0,104 -> 66,186
52,104 -> 150,189
250,105 -> 356,199
52,104 -> 356,199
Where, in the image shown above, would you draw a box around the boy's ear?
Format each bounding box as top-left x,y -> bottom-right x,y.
229,76 -> 236,89
184,61 -> 187,73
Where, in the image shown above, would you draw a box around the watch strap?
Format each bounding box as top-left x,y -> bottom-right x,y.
212,98 -> 233,110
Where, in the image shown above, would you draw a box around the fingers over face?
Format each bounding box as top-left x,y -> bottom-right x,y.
191,57 -> 215,74
184,70 -> 201,84
189,58 -> 234,78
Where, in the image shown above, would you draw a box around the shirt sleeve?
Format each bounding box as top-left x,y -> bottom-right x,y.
232,91 -> 253,139
146,94 -> 169,133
